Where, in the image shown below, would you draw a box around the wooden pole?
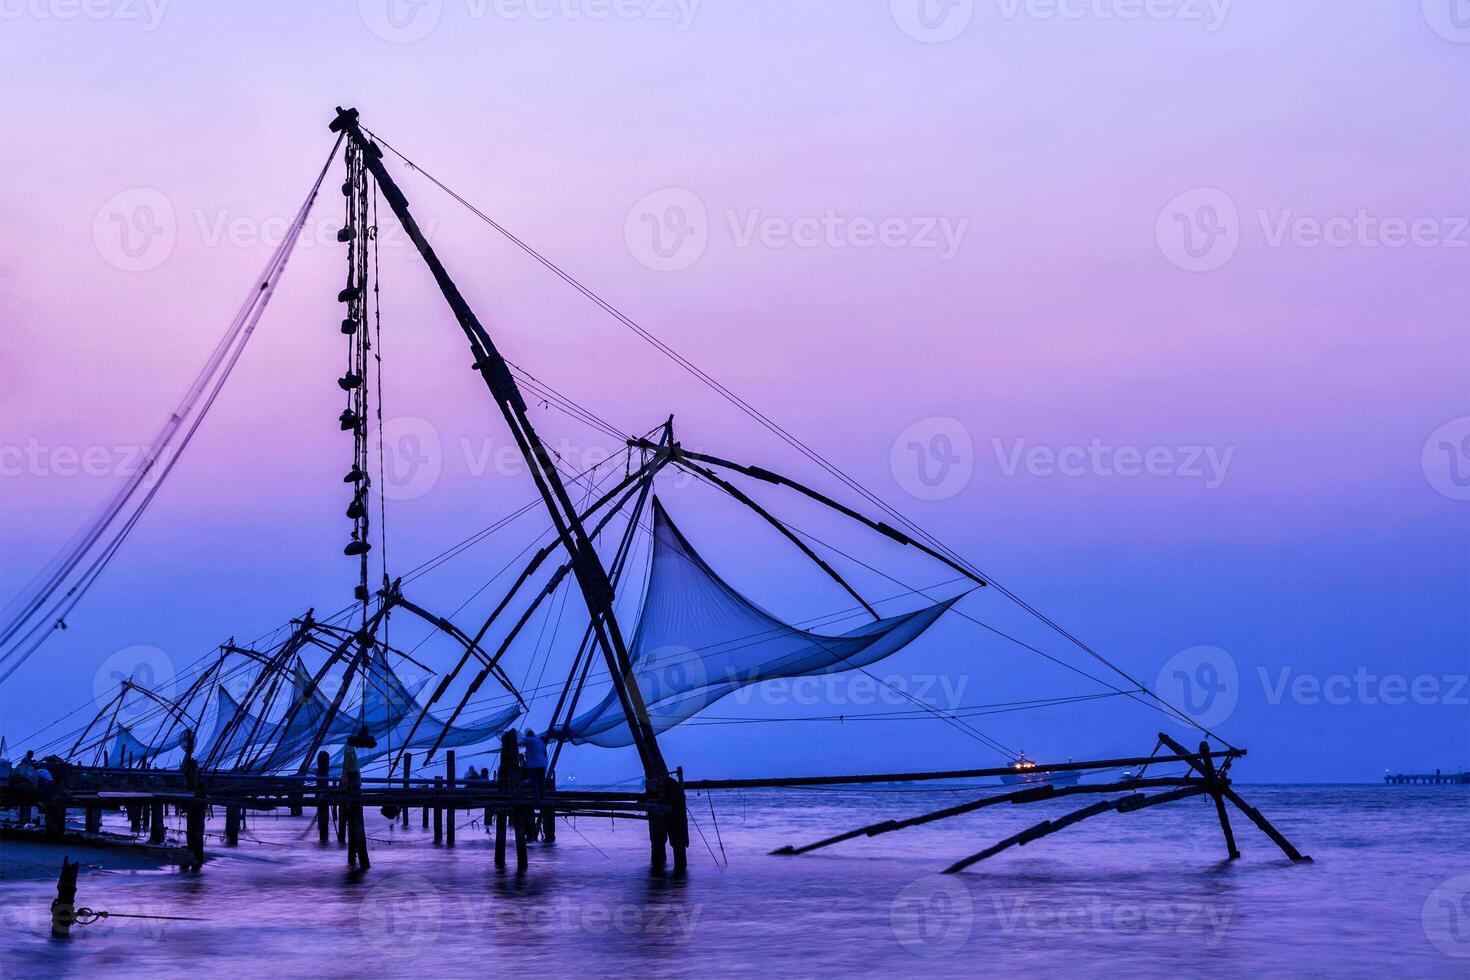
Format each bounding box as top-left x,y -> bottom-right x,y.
1223,788 -> 1312,862
225,806 -> 241,846
446,751 -> 456,848
185,800 -> 206,867
513,804 -> 528,872
85,806 -> 102,834
402,752 -> 412,828
649,812 -> 668,870
495,809 -> 507,868
670,768 -> 688,872
317,751 -> 330,844
51,857 -> 79,938
1198,740 -> 1240,859
433,776 -> 443,844
541,771 -> 556,843
149,802 -> 166,844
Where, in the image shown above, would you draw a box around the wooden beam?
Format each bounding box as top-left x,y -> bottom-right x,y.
943,784 -> 1209,873
687,750 -> 1243,790
771,777 -> 1197,855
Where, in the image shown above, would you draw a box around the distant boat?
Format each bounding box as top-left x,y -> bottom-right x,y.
1000,754 -> 1081,787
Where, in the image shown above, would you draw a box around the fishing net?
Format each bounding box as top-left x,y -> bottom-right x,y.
334,651 -> 520,767
564,499 -> 959,747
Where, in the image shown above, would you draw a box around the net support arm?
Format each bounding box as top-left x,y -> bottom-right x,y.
674,458 -> 879,620
655,445 -> 987,589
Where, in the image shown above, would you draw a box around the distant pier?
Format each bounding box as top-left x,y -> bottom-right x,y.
1383,769 -> 1469,785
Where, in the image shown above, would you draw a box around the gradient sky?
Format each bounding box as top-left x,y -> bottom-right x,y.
0,1 -> 1465,783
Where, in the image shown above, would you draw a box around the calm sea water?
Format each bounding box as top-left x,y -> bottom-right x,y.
2,785 -> 1467,978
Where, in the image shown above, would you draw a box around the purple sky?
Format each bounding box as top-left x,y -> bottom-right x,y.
0,2 -> 1465,782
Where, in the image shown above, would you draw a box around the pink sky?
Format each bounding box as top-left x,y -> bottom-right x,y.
0,2 -> 1465,781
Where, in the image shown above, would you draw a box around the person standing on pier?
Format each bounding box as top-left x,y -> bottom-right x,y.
521,729 -> 547,802
342,745 -> 370,871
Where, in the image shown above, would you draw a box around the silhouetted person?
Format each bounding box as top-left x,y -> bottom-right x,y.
521,729 -> 547,803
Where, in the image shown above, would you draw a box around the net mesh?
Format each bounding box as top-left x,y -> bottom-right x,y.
564,499 -> 959,747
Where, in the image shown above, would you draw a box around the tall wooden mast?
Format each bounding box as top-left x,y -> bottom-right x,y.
327,107 -> 669,785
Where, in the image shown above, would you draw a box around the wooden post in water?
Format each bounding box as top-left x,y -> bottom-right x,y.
85,806 -> 102,834
1199,740 -> 1240,860
648,812 -> 668,870
149,802 -> 166,844
51,857 -> 79,938
317,751 -> 330,844
402,752 -> 412,828
513,803 -> 528,872
540,771 -> 556,843
225,806 -> 241,846
670,768 -> 688,872
44,799 -> 66,843
446,751 -> 456,848
433,776 -> 443,844
129,802 -> 142,834
185,801 -> 206,867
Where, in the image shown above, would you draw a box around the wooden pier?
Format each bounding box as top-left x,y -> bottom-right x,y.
1,759 -> 690,874
1383,769 -> 1468,785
